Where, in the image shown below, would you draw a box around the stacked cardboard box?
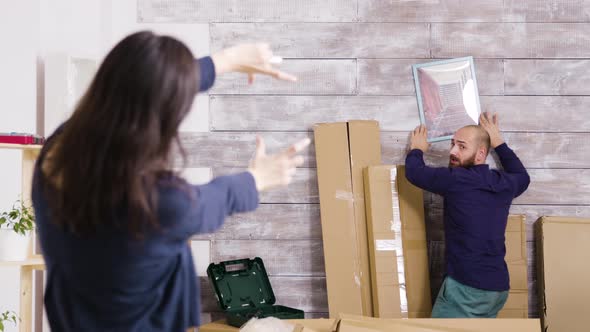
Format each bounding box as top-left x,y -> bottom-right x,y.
536,216 -> 590,332
313,121 -> 381,317
363,165 -> 431,318
498,215 -> 529,318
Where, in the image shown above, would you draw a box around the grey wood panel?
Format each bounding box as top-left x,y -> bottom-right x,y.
139,0 -> 590,24
381,132 -> 590,169
516,169 -> 590,204
210,95 -> 419,131
179,132 -> 315,168
427,169 -> 590,205
211,170 -> 587,207
504,0 -> 590,23
210,23 -> 430,58
358,59 -> 504,96
182,132 -> 590,169
505,60 -> 590,95
192,204 -> 322,240
424,206 -> 445,243
210,60 -> 357,95
138,0 -> 356,23
480,96 -> 590,132
210,240 -> 325,276
358,0 -> 504,23
271,276 -> 328,313
199,276 -> 328,312
432,23 -> 590,58
213,168 -> 318,204
359,0 -> 590,23
210,95 -> 590,132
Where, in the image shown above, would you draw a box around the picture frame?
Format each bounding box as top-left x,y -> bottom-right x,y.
412,56 -> 481,142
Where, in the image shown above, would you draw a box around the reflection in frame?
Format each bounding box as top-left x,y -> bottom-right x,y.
412,56 -> 481,142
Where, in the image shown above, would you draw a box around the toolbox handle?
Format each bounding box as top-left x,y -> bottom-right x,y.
219,258 -> 252,273
224,261 -> 248,273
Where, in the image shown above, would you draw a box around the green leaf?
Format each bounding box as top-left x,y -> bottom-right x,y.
0,320 -> 5,331
0,217 -> 5,226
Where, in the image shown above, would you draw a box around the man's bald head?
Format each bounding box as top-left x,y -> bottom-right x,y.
460,125 -> 491,157
449,125 -> 491,168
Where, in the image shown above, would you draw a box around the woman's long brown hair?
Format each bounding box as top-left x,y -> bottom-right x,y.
43,31 -> 200,237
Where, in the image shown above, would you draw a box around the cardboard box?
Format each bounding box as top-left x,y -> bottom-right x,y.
536,216 -> 590,332
336,314 -> 540,331
363,165 -> 431,318
199,315 -> 540,332
198,319 -> 335,332
313,121 -> 381,317
498,215 -> 529,318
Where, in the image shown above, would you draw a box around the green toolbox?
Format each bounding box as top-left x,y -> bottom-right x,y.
207,257 -> 305,327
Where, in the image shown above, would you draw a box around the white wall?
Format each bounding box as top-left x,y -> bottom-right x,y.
0,1 -> 212,330
106,0 -> 211,134
0,1 -> 40,331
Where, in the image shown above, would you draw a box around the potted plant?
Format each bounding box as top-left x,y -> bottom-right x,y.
0,311 -> 18,331
0,199 -> 35,261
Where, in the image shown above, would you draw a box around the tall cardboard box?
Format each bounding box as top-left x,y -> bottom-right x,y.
363,165 -> 431,318
313,121 -> 381,317
536,216 -> 590,332
498,215 -> 529,318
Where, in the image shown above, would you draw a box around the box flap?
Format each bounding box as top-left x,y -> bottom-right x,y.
313,122 -> 363,317
347,120 -> 382,317
291,319 -> 337,332
207,257 -> 275,312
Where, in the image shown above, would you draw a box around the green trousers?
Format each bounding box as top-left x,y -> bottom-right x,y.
431,276 -> 509,318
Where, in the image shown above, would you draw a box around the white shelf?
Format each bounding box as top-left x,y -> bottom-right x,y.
0,143 -> 43,151
0,257 -> 45,268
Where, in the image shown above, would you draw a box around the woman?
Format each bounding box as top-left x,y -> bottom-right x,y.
32,31 -> 309,331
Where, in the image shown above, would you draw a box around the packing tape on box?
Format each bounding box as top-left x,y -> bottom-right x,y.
390,167 -> 409,318
376,239 -> 424,251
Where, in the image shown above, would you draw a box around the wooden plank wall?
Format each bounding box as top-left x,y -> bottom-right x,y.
140,0 -> 590,320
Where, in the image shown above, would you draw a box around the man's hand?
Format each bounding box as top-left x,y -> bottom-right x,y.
479,112 -> 504,148
410,125 -> 429,153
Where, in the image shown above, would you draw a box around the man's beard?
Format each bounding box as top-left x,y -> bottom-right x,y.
449,152 -> 477,168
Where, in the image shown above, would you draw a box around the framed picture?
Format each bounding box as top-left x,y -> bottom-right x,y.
412,56 -> 481,142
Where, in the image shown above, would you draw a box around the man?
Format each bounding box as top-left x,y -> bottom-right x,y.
405,112 -> 530,318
